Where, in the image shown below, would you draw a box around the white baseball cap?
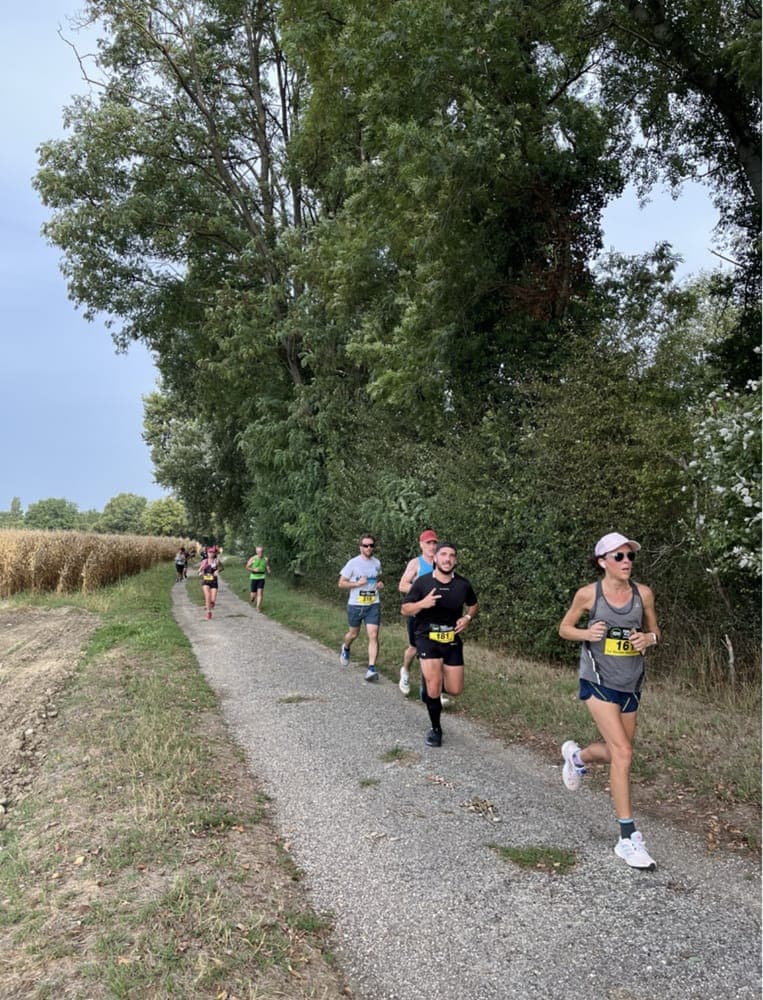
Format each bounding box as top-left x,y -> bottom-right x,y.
594,532 -> 641,557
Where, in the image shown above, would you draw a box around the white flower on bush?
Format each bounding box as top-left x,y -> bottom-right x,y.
684,380 -> 761,576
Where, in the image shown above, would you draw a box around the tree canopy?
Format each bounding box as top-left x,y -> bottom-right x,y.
23,498 -> 80,531
34,0 -> 761,678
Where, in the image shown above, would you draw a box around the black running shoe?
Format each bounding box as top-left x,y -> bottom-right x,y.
425,728 -> 443,747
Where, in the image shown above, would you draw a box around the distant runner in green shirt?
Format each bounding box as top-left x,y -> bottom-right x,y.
245,546 -> 271,612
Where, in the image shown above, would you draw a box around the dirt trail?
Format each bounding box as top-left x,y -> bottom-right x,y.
0,606 -> 98,814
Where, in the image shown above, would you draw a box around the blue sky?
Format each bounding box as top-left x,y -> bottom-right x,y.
1,2 -> 722,514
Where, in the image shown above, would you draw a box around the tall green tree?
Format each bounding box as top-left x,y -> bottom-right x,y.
97,493 -> 148,534
142,391 -> 247,539
24,498 -> 80,531
594,0 -> 761,211
0,497 -> 24,529
35,0 -> 319,559
141,496 -> 190,537
284,0 -> 623,420
592,0 -> 761,386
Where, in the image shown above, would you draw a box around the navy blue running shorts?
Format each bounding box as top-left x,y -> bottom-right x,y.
579,679 -> 641,713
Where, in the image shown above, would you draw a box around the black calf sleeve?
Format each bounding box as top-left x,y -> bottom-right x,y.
423,691 -> 442,731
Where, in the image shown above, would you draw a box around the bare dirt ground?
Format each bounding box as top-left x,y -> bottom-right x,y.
0,606 -> 99,818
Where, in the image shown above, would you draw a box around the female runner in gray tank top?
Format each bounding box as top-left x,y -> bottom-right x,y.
558,532 -> 661,870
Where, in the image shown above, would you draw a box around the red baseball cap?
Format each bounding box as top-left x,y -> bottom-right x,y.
419,530 -> 438,543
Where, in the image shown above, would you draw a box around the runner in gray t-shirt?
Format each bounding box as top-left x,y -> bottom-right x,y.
338,534 -> 384,682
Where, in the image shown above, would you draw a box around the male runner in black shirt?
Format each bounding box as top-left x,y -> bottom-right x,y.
401,542 -> 478,747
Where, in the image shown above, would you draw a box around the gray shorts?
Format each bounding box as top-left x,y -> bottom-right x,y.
347,603 -> 381,628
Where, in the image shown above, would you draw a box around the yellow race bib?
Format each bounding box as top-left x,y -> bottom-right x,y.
603,627 -> 639,656
428,626 -> 455,643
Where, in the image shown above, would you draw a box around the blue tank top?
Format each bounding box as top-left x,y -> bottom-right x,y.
417,555 -> 433,579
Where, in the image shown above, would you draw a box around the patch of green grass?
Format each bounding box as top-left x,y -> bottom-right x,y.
284,909 -> 332,934
104,826 -> 184,871
185,801 -> 265,832
275,842 -> 304,882
380,745 -> 408,762
278,694 -> 318,704
359,777 -> 380,788
488,842 -> 579,874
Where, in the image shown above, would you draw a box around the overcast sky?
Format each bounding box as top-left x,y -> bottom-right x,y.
1,2 -> 723,514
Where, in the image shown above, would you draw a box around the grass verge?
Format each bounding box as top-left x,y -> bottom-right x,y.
220,561 -> 761,854
0,566 -> 350,999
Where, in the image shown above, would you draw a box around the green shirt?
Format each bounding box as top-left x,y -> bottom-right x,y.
249,556 -> 268,579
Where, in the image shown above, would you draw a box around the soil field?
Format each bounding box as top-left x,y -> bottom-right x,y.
0,606 -> 99,815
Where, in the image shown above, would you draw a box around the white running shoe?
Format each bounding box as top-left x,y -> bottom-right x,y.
561,740 -> 586,791
614,831 -> 656,870
339,645 -> 350,666
399,668 -> 411,696
440,693 -> 452,708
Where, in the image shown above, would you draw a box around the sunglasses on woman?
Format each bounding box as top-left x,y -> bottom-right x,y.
608,551 -> 636,562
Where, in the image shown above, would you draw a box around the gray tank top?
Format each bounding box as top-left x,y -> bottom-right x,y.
579,579 -> 645,692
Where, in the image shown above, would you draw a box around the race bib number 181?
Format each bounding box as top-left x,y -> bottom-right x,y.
428,626 -> 455,643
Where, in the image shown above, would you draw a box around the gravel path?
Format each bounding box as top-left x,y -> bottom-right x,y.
173,581 -> 760,1000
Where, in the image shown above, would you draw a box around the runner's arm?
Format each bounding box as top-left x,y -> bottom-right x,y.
559,585 -> 599,642
629,584 -> 661,651
398,557 -> 418,595
454,602 -> 479,634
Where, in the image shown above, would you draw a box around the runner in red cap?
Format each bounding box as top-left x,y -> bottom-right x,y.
397,529 -> 439,697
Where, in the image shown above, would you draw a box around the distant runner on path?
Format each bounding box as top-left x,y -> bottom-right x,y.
338,534 -> 384,682
174,546 -> 187,583
397,529 -> 438,698
401,542 -> 478,747
245,545 -> 271,612
558,531 -> 661,871
198,546 -> 223,620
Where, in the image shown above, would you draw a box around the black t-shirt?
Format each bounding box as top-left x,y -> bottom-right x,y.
405,572 -> 477,635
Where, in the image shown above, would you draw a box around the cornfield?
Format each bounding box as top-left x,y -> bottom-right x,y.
0,530 -> 195,597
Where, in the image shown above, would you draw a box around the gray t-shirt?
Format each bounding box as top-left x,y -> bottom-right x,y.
340,555 -> 382,607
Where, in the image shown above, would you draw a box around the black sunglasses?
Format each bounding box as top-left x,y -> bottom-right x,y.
608,551 -> 636,562
361,542 -> 375,549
